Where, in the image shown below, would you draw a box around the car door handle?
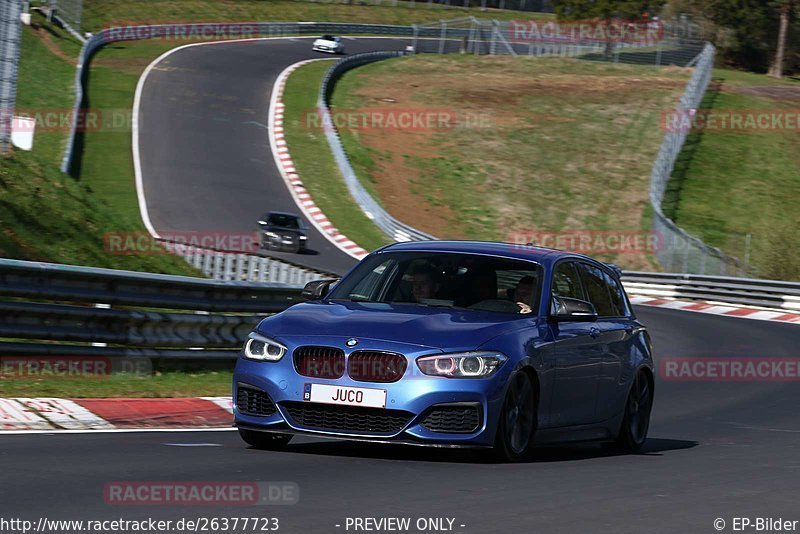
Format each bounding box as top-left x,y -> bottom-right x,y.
589,327 -> 601,339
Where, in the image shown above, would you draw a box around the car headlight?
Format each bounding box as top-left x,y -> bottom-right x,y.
416,351 -> 506,378
243,332 -> 287,361
299,235 -> 307,240
264,231 -> 279,239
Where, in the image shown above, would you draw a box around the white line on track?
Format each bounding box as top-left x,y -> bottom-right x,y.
131,36 -> 405,243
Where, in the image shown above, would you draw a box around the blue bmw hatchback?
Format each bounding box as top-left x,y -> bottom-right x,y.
234,241 -> 654,461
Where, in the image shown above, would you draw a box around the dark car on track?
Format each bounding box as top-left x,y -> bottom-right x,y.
258,212 -> 308,253
233,241 -> 654,461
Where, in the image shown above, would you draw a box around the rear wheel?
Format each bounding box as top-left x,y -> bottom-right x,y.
493,371 -> 537,462
238,428 -> 292,450
614,370 -> 652,452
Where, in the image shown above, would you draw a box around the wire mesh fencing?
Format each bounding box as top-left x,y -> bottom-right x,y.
289,0 -> 554,12
0,0 -> 23,155
411,16 -> 706,67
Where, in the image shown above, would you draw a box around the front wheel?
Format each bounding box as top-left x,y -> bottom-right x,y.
614,369 -> 653,452
238,428 -> 293,450
493,371 -> 537,462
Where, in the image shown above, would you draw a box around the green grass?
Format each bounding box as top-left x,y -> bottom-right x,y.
664,69 -> 800,280
79,41 -> 179,226
81,0 -> 552,32
282,61 -> 392,251
327,54 -> 690,270
0,23 -> 198,274
0,371 -> 232,398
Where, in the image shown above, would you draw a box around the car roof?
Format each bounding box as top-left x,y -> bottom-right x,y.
266,211 -> 299,218
376,240 -> 609,270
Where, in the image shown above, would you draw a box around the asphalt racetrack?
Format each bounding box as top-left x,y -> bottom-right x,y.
136,37 -> 419,275
4,307 -> 799,534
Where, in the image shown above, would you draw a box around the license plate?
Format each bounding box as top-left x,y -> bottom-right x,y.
304,384 -> 386,409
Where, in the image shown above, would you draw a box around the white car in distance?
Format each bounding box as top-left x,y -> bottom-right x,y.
312,35 -> 345,54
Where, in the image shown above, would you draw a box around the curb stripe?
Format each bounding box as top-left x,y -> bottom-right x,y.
628,294 -> 800,325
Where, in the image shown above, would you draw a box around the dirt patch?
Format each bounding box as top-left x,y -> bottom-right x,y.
732,85 -> 800,102
353,128 -> 464,237
334,56 -> 689,268
30,24 -> 77,65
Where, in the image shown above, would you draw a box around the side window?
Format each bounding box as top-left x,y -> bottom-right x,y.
578,263 -> 615,317
603,270 -> 629,317
552,262 -> 586,301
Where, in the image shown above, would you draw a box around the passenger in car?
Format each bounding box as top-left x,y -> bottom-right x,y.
513,275 -> 536,314
411,266 -> 442,302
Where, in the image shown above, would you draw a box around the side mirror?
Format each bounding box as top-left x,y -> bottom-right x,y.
301,279 -> 335,300
551,296 -> 598,322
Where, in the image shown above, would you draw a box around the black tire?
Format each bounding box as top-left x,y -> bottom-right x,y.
493,371 -> 538,462
614,370 -> 653,452
238,428 -> 293,450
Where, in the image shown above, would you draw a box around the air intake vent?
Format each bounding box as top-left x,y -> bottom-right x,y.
348,351 -> 407,383
293,346 -> 345,379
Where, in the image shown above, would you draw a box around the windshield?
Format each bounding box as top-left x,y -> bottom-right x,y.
267,213 -> 301,229
327,251 -> 542,315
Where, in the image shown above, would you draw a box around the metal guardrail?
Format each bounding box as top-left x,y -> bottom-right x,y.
622,271 -> 800,312
647,43 -> 749,277
319,51 -> 436,243
153,238 -> 336,283
1,258 -> 796,362
56,22 -> 446,279
0,0 -> 23,155
0,257 -> 309,360
60,21 -> 454,176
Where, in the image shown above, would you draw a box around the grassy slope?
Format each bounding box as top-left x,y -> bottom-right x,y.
282,60 -> 392,251
0,23 -> 198,274
330,55 -> 690,270
81,0 -> 551,31
0,371 -> 232,398
663,69 -> 800,280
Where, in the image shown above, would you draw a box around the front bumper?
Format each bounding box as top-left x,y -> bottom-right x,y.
261,233 -> 305,252
233,341 -> 511,447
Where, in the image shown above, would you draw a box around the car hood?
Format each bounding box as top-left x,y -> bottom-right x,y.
255,300 -> 535,351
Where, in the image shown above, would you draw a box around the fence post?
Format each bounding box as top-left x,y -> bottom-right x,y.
439,19 -> 447,54
0,0 -> 24,155
656,40 -> 662,68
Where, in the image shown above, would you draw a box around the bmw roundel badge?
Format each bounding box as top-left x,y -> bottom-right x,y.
345,338 -> 358,347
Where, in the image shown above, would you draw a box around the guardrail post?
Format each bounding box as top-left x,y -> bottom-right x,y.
235,254 -> 245,280
213,254 -> 223,280
247,256 -> 257,281
223,254 -> 234,281
268,260 -> 279,283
